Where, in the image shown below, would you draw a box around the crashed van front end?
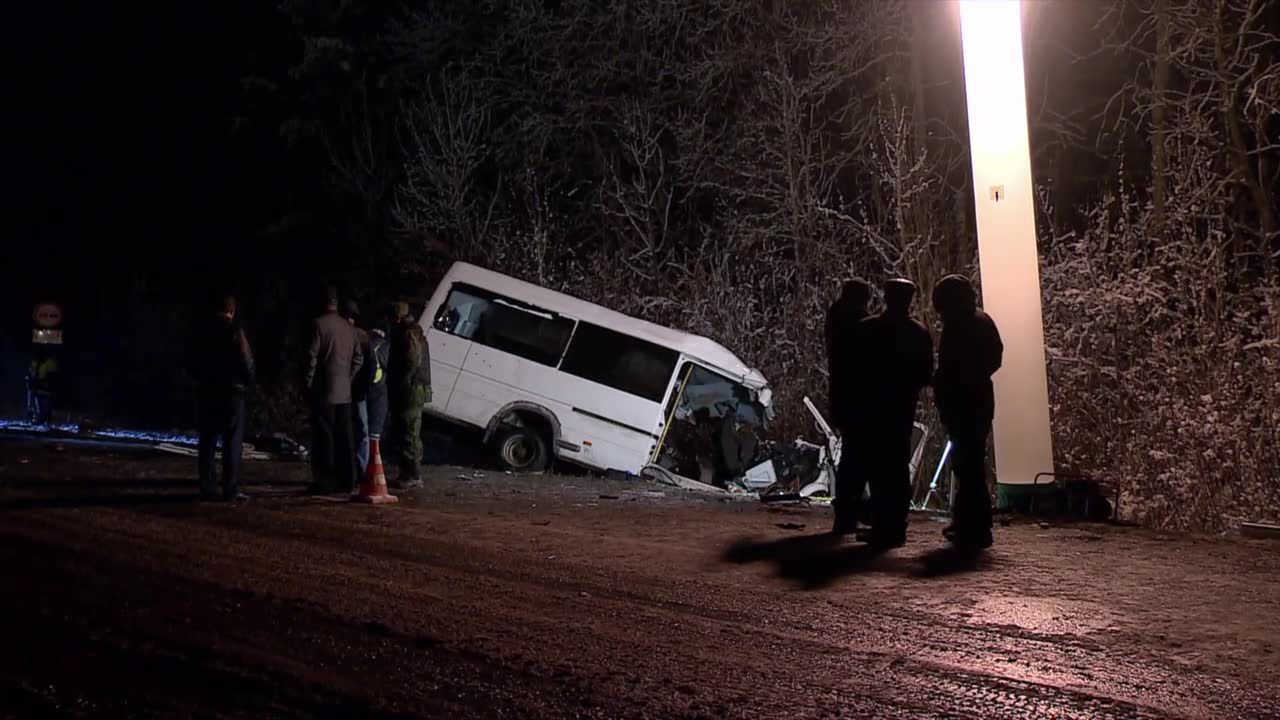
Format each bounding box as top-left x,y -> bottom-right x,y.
647,361 -> 775,491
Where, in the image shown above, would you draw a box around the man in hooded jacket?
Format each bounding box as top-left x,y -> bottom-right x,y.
931,274 -> 1003,548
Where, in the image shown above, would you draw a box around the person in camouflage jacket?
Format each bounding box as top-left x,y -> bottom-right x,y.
387,302 -> 431,488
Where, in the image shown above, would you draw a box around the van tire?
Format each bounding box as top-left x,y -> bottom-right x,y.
495,427 -> 549,472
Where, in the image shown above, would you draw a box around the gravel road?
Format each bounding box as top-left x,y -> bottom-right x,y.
1,442 -> 1277,719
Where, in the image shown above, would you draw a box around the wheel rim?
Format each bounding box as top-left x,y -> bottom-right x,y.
502,434 -> 536,468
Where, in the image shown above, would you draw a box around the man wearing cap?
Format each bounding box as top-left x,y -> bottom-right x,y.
932,274 -> 1003,548
387,302 -> 431,488
304,287 -> 364,494
856,278 -> 933,548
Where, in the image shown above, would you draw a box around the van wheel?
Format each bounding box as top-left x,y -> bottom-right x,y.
495,428 -> 549,472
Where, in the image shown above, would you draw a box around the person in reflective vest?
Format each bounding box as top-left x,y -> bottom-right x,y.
365,326 -> 391,450
344,300 -> 374,475
26,353 -> 59,425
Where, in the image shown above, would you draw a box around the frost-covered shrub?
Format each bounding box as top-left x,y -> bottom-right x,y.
1042,164 -> 1280,531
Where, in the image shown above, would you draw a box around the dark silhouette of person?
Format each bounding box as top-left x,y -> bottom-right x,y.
931,274 -> 1003,548
825,279 -> 873,534
857,279 -> 933,548
190,293 -> 254,502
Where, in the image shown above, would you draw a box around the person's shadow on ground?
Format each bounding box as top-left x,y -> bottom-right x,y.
722,533 -> 992,589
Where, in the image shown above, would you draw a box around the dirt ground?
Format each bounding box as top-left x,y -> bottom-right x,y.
1,441 -> 1277,719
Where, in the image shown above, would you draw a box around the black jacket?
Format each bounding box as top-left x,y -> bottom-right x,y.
856,311 -> 933,420
934,309 -> 1003,425
825,297 -> 869,428
351,327 -> 373,402
192,315 -> 254,392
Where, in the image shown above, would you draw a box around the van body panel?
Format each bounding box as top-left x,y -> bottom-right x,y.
425,329 -> 467,412
451,341 -> 661,471
446,342 -> 562,432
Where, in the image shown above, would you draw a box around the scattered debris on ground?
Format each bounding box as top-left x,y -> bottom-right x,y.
643,395 -> 839,505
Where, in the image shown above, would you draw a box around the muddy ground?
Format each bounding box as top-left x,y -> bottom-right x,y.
1,441 -> 1277,719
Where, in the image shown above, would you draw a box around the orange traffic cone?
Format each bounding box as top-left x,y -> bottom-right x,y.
352,437 -> 398,505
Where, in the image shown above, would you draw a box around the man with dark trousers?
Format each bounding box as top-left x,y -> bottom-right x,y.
932,274 -> 1003,548
305,287 -> 364,494
858,279 -> 933,548
192,293 -> 254,502
825,278 -> 873,534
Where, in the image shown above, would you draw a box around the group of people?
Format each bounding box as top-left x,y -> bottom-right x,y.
191,274 -> 1000,546
190,288 -> 432,502
825,274 -> 1002,549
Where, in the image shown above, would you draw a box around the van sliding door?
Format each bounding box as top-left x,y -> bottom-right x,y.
450,294 -> 576,429
556,323 -> 678,472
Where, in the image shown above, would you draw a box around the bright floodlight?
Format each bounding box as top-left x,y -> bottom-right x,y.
958,0 -> 1054,487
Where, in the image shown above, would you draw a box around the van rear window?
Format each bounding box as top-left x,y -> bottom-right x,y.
434,284 -> 574,366
560,323 -> 678,402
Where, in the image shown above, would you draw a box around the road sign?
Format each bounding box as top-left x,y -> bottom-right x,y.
33,303 -> 64,329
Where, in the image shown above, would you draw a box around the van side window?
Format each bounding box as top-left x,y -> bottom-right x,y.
434,284 -> 575,366
560,322 -> 678,402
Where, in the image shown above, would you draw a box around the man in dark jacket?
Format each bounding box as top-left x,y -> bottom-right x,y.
826,278 -> 873,534
932,274 -> 1003,548
857,279 -> 933,548
387,301 -> 430,488
192,293 -> 254,502
305,288 -> 364,494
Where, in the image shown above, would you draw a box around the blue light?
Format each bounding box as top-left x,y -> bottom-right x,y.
0,419 -> 195,446
0,419 -> 81,434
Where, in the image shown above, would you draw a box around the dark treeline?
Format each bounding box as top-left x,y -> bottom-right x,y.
4,0 -> 1277,530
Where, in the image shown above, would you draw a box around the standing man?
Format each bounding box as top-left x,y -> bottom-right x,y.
387,302 -> 430,489
932,274 -> 1003,549
826,279 -> 873,535
858,279 -> 933,548
343,300 -> 373,475
191,293 -> 254,502
305,287 -> 364,494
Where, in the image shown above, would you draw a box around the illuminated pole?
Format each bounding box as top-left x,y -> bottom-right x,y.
957,0 -> 1054,490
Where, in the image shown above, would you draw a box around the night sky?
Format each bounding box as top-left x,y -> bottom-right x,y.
4,2 -> 282,415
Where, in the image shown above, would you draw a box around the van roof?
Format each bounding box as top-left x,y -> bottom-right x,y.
438,262 -> 768,390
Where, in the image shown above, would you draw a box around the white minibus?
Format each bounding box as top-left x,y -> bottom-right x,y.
418,262 -> 772,474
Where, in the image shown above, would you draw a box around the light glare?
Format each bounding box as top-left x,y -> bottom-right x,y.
958,0 -> 1055,486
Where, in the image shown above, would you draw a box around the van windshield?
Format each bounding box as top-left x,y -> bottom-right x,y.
675,364 -> 766,427
654,361 -> 767,486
